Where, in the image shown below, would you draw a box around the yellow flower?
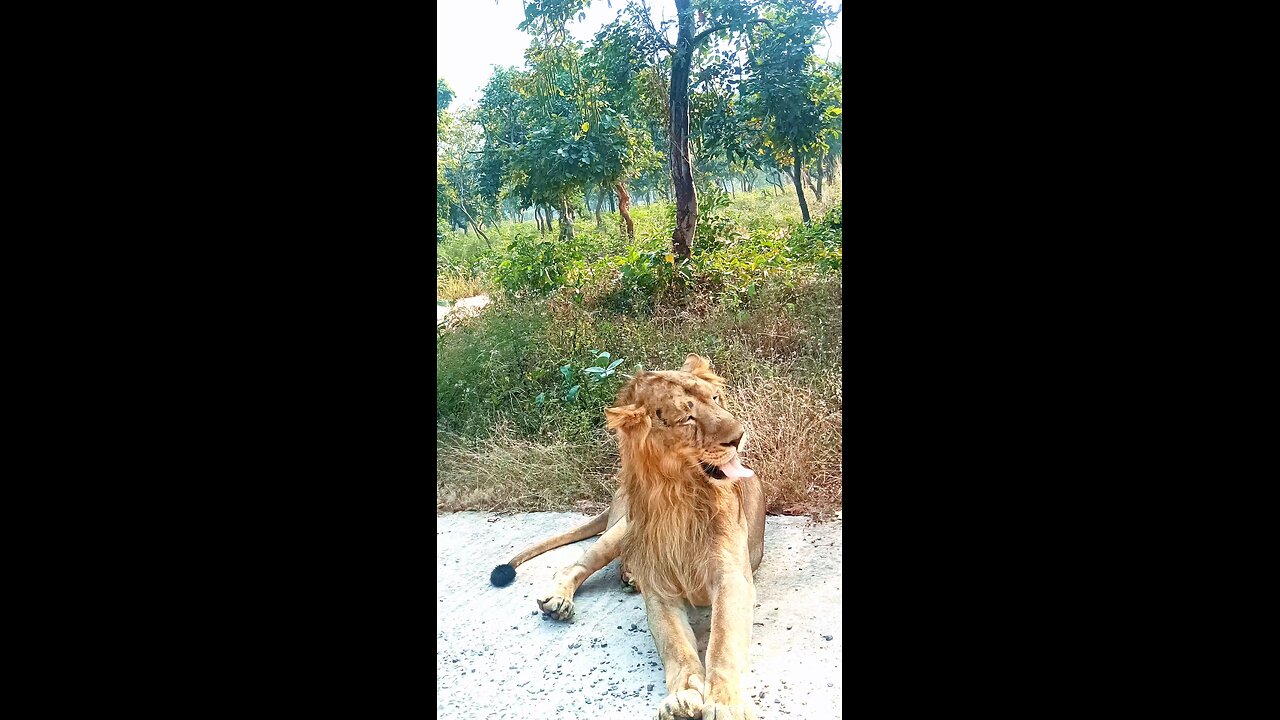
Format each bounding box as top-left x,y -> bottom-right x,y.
665,253 -> 675,264
581,122 -> 590,132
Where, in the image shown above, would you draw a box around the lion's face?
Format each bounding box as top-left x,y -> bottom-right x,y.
605,354 -> 753,481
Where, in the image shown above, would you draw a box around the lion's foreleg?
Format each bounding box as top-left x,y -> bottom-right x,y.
703,570 -> 759,719
646,593 -> 706,719
536,516 -> 627,620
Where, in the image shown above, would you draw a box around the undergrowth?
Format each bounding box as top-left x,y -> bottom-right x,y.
437,182 -> 842,515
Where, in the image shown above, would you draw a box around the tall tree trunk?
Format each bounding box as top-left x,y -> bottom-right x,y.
804,167 -> 821,202
559,198 -> 574,241
458,202 -> 492,247
616,182 -> 635,240
669,0 -> 697,260
607,190 -> 615,214
536,205 -> 545,235
815,162 -> 823,202
594,188 -> 604,228
792,153 -> 812,224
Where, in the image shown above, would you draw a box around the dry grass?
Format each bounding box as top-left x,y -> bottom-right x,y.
730,374 -> 842,514
436,368 -> 842,517
437,269 -> 489,301
436,429 -> 618,513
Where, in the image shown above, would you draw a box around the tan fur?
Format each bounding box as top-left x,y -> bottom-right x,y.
508,354 -> 765,719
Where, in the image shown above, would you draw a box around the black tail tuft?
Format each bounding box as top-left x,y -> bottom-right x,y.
490,564 -> 516,587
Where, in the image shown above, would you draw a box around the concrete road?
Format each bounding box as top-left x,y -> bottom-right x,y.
437,511 -> 843,719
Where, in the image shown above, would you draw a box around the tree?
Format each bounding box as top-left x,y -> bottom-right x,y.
437,78 -> 455,112
496,0 -> 836,252
636,0 -> 838,254
438,108 -> 493,245
500,39 -> 600,241
476,66 -> 529,229
739,6 -> 838,223
487,6 -> 666,243
580,18 -> 664,240
437,79 -> 456,240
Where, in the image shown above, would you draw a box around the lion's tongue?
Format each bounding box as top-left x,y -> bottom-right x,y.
718,455 -> 754,478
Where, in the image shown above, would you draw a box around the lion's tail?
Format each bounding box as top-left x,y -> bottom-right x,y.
489,509 -> 611,587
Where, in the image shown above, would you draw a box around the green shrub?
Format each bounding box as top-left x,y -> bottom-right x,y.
788,206 -> 842,270
494,231 -> 589,295
436,303 -> 634,444
693,186 -> 749,255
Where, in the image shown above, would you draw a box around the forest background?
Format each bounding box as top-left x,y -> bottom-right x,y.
437,0 -> 842,517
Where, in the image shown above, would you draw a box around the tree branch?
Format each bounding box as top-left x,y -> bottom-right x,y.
691,18 -> 776,48
634,0 -> 674,53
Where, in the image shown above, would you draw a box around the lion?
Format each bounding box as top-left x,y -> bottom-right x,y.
489,354 -> 765,720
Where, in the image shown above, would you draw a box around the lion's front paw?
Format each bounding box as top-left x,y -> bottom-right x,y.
702,702 -> 757,720
536,591 -> 575,621
656,688 -> 704,720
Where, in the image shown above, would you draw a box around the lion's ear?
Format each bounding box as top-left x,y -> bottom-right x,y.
605,403 -> 648,431
681,354 -> 725,386
682,354 -> 711,373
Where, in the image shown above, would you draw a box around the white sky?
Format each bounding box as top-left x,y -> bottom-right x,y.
437,1 -> 842,110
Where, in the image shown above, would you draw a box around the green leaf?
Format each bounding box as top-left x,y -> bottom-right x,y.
560,364 -> 573,383
535,392 -> 546,406
565,384 -> 581,402
606,358 -> 625,372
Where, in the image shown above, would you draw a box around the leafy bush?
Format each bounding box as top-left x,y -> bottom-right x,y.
693,186 -> 749,255
494,231 -> 589,295
535,349 -> 630,420
789,206 -> 842,270
582,245 -> 690,314
436,302 -> 633,444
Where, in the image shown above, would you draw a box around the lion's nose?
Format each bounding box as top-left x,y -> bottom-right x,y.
721,433 -> 743,449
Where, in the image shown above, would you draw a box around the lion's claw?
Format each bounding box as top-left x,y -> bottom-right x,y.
621,570 -> 639,593
657,688 -> 704,720
536,593 -> 575,621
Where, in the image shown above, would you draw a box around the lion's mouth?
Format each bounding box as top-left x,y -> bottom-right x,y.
700,453 -> 754,480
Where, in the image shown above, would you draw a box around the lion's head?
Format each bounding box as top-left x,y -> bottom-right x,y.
604,354 -> 753,483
